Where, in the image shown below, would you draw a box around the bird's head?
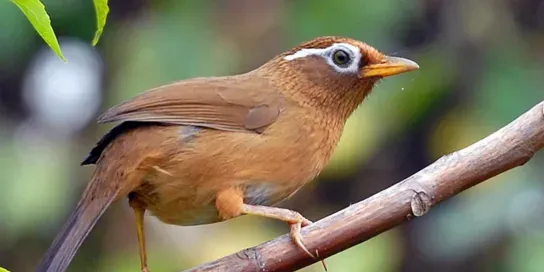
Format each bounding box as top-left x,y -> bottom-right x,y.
261,36 -> 419,119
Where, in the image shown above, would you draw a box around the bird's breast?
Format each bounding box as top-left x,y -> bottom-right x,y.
134,109 -> 343,226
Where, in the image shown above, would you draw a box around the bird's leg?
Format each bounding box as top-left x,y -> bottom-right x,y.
129,195 -> 150,272
241,204 -> 314,257
240,204 -> 328,271
215,188 -> 315,258
216,188 -> 327,270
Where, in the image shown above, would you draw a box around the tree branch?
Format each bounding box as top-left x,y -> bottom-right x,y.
186,101 -> 544,272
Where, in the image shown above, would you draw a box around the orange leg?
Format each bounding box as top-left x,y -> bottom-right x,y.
129,197 -> 150,272
215,188 -> 326,268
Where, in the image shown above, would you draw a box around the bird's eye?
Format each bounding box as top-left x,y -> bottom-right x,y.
332,49 -> 351,66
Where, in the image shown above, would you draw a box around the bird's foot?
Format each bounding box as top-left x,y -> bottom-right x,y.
289,217 -> 328,271
237,203 -> 327,270
289,218 -> 314,258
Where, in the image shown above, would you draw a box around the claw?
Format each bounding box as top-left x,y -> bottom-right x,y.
290,220 -> 328,271
315,249 -> 328,271
290,222 -> 315,258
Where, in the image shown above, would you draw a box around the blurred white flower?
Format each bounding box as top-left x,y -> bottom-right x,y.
22,37 -> 103,136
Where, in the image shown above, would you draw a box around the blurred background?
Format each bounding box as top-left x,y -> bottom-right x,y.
1,0 -> 544,271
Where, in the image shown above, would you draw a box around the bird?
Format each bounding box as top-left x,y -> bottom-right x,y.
35,36 -> 419,272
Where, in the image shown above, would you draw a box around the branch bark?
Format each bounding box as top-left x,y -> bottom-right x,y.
186,100 -> 544,272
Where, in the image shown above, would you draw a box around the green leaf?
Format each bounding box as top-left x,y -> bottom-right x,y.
10,0 -> 66,61
92,0 -> 109,46
0,267 -> 11,272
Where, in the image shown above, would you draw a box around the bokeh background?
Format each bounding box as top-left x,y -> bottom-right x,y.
1,0 -> 544,271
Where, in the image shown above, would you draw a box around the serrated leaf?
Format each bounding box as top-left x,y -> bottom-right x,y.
10,0 -> 66,61
92,0 -> 109,46
0,267 -> 11,272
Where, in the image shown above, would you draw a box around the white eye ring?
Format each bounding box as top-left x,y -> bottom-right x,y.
284,43 -> 362,75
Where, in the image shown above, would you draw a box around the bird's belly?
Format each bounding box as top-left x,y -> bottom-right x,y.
133,125 -> 329,226
149,200 -> 221,226
140,180 -> 299,226
136,179 -> 221,226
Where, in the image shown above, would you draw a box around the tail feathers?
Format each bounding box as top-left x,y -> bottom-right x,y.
36,189 -> 116,272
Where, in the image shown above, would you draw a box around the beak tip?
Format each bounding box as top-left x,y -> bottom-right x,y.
360,56 -> 420,78
405,59 -> 420,71
388,56 -> 419,71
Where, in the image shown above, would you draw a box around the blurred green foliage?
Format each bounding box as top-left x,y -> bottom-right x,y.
91,0 -> 108,46
10,0 -> 66,60
8,0 -> 109,60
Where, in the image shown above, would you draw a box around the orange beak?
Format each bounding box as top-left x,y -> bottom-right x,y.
360,56 -> 419,78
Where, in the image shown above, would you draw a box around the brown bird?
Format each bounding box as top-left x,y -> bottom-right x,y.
36,36 -> 418,272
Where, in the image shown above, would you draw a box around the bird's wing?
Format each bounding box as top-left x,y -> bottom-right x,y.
98,74 -> 284,132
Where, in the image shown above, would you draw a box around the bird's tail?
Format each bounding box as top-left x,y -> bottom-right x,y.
35,174 -> 118,272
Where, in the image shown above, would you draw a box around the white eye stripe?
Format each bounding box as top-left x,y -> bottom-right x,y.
283,48 -> 329,61
284,43 -> 362,75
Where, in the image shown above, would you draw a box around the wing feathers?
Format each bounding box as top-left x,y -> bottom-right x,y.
98,76 -> 283,132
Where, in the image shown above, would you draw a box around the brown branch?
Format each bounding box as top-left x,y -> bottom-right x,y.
186,101 -> 544,272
